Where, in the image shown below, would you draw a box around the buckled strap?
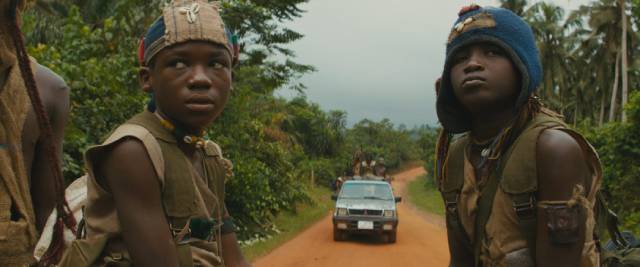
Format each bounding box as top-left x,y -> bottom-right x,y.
512,192 -> 538,265
170,218 -> 193,243
444,192 -> 460,218
169,217 -> 223,243
513,193 -> 537,219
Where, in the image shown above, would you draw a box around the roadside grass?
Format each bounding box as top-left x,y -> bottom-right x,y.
406,175 -> 445,216
242,185 -> 334,261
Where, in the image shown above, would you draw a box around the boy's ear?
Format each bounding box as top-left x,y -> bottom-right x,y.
139,66 -> 153,93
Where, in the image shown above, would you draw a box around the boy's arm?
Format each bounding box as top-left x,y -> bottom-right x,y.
220,207 -> 251,267
99,138 -> 178,267
30,64 -> 70,231
536,129 -> 590,267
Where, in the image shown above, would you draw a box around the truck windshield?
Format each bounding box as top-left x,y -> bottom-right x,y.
339,183 -> 393,200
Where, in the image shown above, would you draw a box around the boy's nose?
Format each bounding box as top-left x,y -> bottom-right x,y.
188,65 -> 212,90
463,52 -> 484,73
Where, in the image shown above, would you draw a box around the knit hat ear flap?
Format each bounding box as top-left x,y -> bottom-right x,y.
436,6 -> 542,133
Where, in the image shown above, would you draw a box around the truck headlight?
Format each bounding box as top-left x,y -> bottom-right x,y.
337,208 -> 348,216
384,210 -> 394,217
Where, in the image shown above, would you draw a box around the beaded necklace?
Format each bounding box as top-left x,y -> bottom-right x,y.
154,112 -> 207,148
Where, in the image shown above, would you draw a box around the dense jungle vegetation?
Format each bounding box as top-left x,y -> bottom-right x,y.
21,0 -> 435,240
21,0 -> 640,239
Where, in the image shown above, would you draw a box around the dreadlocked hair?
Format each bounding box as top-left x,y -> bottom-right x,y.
435,95 -> 544,186
7,0 -> 77,265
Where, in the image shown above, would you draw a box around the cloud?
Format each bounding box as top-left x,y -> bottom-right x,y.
279,0 -> 588,127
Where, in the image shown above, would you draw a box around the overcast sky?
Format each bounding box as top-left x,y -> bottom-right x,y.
277,0 -> 589,127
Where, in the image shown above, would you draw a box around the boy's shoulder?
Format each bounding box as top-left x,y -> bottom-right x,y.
86,121 -> 166,183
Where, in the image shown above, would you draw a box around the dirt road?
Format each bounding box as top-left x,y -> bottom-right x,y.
253,167 -> 450,267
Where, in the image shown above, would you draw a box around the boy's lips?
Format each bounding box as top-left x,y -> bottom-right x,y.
185,96 -> 215,112
461,76 -> 487,89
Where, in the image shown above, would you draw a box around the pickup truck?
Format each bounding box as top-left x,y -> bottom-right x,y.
332,180 -> 401,243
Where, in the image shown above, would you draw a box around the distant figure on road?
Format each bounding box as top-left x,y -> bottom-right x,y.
434,5 -> 602,267
352,150 -> 363,176
374,158 -> 392,183
360,153 -> 375,178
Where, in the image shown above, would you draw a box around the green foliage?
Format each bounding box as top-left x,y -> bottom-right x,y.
24,6 -> 146,180
414,126 -> 439,183
585,91 -> 640,234
346,119 -> 422,169
20,0 -> 434,241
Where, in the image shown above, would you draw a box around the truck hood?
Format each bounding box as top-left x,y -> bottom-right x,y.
336,198 -> 396,211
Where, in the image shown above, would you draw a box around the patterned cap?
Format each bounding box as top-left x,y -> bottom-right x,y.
436,5 -> 542,133
138,0 -> 239,66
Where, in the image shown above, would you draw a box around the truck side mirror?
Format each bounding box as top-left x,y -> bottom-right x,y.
331,195 -> 338,201
394,196 -> 402,203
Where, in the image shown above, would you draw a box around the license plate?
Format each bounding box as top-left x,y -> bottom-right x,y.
357,221 -> 374,230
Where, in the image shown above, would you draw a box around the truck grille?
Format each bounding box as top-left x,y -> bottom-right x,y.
348,209 -> 383,216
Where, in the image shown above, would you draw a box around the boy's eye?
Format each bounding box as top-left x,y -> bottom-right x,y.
485,46 -> 504,57
210,59 -> 229,69
169,59 -> 188,69
451,53 -> 469,65
211,62 -> 225,69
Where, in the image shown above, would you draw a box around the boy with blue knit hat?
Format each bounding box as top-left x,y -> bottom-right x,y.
435,5 -> 602,267
57,0 -> 247,266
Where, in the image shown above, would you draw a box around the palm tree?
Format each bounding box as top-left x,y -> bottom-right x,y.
573,0 -> 635,122
620,0 -> 629,122
526,2 -> 570,114
499,0 -> 529,16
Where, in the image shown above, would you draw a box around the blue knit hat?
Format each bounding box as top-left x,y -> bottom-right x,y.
436,5 -> 542,133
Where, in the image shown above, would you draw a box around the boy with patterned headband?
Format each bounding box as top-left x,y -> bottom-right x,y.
58,1 -> 247,266
435,5 -> 602,267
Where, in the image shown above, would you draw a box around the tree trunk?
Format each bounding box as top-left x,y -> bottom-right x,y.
573,101 -> 578,127
621,0 -> 629,122
599,92 -> 606,126
609,52 -> 621,122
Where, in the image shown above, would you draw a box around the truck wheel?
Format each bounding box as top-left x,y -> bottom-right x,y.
387,230 -> 397,243
334,228 -> 346,241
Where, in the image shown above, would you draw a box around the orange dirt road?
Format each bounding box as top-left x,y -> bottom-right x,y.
253,167 -> 450,267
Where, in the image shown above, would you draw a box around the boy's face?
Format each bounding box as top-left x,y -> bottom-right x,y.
449,42 -> 520,114
141,41 -> 232,132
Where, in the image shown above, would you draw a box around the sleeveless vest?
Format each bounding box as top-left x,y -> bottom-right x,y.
439,113 -> 601,267
59,111 -> 231,267
0,58 -> 38,265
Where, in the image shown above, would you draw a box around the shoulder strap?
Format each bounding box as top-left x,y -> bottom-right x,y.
441,135 -> 473,256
